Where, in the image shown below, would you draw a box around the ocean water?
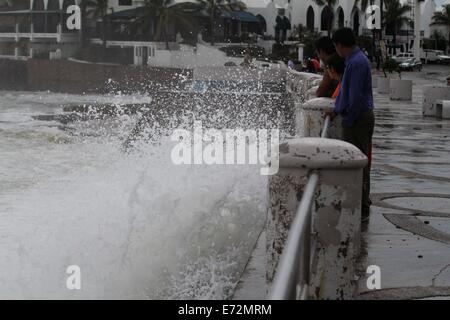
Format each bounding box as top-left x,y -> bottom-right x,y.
0,90 -> 267,299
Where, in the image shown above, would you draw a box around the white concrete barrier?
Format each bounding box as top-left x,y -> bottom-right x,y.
435,100 -> 450,119
266,137 -> 367,299
422,85 -> 450,117
305,86 -> 319,100
372,75 -> 378,88
390,79 -> 412,101
377,76 -> 390,94
285,69 -> 322,102
295,97 -> 342,139
311,78 -> 322,87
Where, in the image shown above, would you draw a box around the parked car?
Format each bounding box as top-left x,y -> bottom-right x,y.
421,50 -> 444,63
399,58 -> 423,71
437,54 -> 450,64
392,52 -> 414,64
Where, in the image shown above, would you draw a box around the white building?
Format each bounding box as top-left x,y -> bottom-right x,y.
0,0 -> 80,59
245,0 -> 437,39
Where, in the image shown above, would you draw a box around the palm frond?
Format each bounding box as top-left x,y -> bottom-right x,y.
431,4 -> 450,26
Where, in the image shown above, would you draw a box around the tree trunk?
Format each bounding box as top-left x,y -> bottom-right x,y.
164,20 -> 169,51
79,0 -> 87,48
102,16 -> 107,48
448,27 -> 450,53
210,1 -> 215,46
393,26 -> 397,56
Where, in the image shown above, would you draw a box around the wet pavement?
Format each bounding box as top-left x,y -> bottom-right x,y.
357,65 -> 450,300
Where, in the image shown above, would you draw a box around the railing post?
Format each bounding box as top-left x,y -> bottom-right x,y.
295,98 -> 342,139
15,23 -> 19,42
57,23 -> 62,43
30,23 -> 34,42
267,137 -> 367,299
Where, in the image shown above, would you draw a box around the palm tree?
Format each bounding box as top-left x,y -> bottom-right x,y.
76,0 -> 107,48
141,0 -> 197,50
195,0 -> 247,45
86,0 -> 108,47
431,4 -> 450,50
314,0 -> 338,36
196,0 -> 227,45
383,0 -> 411,54
79,0 -> 89,48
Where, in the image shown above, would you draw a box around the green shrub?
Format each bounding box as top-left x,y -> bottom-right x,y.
382,58 -> 401,78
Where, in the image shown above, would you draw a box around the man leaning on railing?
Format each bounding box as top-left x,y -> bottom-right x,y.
325,28 -> 375,229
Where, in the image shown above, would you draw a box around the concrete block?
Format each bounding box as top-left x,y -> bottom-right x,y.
390,79 -> 412,101
435,100 -> 450,119
422,85 -> 450,117
372,75 -> 378,88
377,77 -> 390,94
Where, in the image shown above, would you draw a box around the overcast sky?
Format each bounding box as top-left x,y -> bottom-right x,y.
436,0 -> 445,10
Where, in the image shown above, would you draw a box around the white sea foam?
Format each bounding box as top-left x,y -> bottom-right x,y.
0,91 -> 267,299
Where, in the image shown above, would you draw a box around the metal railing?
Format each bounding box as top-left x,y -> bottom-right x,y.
268,115 -> 331,300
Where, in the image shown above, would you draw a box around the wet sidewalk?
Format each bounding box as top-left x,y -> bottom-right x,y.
357,67 -> 450,299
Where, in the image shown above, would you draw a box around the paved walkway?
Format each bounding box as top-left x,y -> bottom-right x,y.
357,66 -> 450,299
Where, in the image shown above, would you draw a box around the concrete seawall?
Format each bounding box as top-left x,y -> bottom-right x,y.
0,59 -> 192,94
0,59 -> 28,91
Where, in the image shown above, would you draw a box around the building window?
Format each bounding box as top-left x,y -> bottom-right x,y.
338,8 -> 344,28
321,6 -> 334,32
306,6 -> 315,31
119,0 -> 132,6
353,11 -> 360,36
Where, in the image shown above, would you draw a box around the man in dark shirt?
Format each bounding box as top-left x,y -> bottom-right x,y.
315,37 -> 338,97
326,28 -> 375,224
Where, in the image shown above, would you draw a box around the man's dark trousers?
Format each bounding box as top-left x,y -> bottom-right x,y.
342,110 -> 375,219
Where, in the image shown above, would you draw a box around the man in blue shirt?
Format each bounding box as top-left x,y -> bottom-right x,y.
326,28 -> 375,225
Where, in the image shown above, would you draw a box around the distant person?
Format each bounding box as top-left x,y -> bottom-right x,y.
447,76 -> 450,86
326,28 -> 375,225
315,36 -> 339,97
287,59 -> 295,70
325,54 -> 345,99
306,58 -> 316,73
241,49 -> 253,68
375,48 -> 382,71
311,57 -> 321,73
